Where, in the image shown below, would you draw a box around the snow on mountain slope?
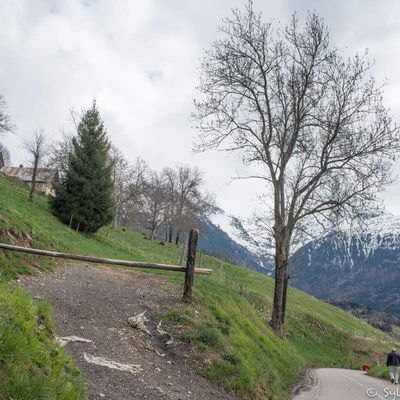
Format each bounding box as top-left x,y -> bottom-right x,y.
200,211 -> 274,273
202,208 -> 400,316
210,212 -> 273,256
306,211 -> 400,263
201,207 -> 400,319
207,209 -> 400,270
291,210 -> 400,316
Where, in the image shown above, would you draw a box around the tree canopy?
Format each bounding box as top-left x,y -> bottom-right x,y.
51,102 -> 113,233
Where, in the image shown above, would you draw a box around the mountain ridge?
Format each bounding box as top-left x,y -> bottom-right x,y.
202,209 -> 400,319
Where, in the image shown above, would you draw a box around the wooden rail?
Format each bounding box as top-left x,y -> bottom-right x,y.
0,243 -> 212,276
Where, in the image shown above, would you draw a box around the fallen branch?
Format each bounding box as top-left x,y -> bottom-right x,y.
55,336 -> 93,347
83,352 -> 142,374
128,311 -> 151,335
157,321 -> 174,345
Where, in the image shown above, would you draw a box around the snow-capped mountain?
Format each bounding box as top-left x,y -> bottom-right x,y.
199,211 -> 274,274
210,212 -> 274,257
291,211 -> 400,317
201,209 -> 400,318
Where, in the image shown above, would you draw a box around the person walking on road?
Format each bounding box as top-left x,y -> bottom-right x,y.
386,348 -> 400,384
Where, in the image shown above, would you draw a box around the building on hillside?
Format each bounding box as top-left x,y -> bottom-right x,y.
0,166 -> 59,196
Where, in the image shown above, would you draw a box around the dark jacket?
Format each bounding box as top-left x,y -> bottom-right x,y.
387,351 -> 400,367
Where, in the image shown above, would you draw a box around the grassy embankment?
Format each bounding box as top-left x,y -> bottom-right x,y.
0,175 -> 393,399
368,365 -> 390,380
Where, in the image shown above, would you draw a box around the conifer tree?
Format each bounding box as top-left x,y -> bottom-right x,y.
51,102 -> 113,233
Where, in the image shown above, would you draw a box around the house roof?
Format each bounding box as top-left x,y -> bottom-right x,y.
0,166 -> 58,183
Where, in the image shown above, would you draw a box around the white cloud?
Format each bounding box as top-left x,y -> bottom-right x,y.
1,0 -> 400,218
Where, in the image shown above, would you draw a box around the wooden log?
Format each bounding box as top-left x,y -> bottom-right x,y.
0,242 -> 212,275
183,229 -> 199,301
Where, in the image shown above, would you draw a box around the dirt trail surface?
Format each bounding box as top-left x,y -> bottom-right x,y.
293,368 -> 397,400
21,264 -> 235,400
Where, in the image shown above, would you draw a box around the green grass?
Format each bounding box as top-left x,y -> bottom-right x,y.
0,282 -> 86,399
368,365 -> 390,381
0,176 -> 394,399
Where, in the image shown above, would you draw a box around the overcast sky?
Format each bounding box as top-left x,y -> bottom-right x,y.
1,0 -> 400,218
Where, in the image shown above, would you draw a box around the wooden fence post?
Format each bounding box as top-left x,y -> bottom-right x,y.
183,229 -> 199,301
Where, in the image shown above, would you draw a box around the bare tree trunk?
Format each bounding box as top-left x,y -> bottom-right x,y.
269,233 -> 289,335
29,155 -> 39,202
175,230 -> 181,245
150,226 -> 156,240
112,211 -> 117,229
168,226 -> 173,243
282,273 -> 290,325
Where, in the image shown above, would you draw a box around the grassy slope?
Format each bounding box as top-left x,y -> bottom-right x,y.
0,283 -> 85,399
368,365 -> 390,381
0,176 -> 392,399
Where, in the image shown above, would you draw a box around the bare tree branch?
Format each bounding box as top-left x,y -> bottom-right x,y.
193,3 -> 400,333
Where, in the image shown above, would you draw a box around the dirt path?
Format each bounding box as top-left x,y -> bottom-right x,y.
21,264 -> 235,400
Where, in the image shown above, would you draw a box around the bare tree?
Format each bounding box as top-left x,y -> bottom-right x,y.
193,3 -> 400,334
176,189 -> 216,243
0,142 -> 10,167
120,157 -> 148,227
0,95 -> 14,168
174,166 -> 203,243
109,146 -> 148,229
109,146 -> 130,228
47,109 -> 86,176
24,129 -> 48,202
0,95 -> 14,136
141,170 -> 168,240
163,167 -> 178,242
163,165 -> 215,244
47,130 -> 74,177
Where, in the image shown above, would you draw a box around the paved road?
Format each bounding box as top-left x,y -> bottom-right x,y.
293,368 -> 400,400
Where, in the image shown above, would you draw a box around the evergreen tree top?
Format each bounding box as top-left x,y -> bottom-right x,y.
51,100 -> 114,233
